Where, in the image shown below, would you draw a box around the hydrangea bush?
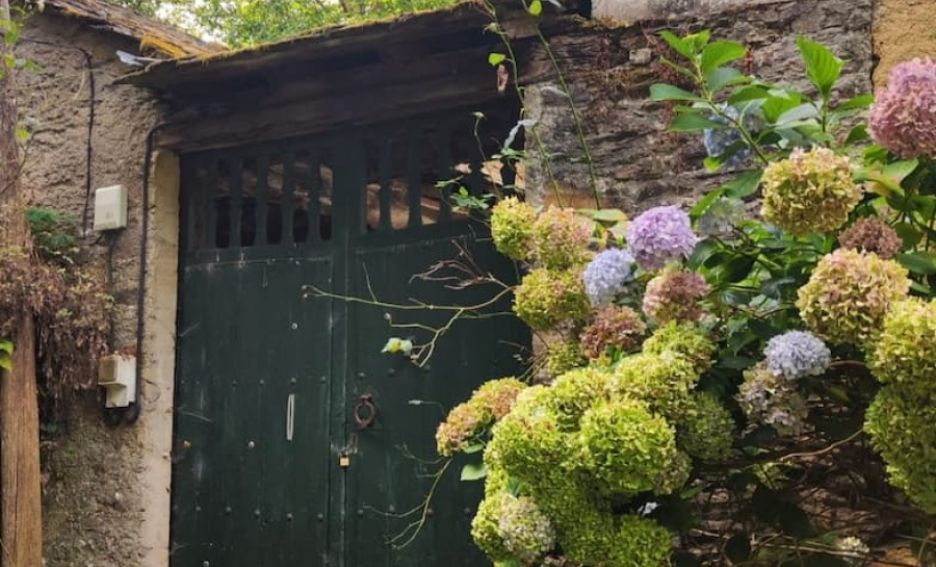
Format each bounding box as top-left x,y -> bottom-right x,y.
427,32 -> 936,567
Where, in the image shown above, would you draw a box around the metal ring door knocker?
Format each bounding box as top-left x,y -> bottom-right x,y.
353,393 -> 378,429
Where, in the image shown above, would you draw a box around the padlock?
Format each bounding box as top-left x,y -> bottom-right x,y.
339,453 -> 351,468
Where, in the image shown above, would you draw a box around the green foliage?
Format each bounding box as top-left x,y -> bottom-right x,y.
114,0 -> 460,47
0,338 -> 12,371
26,207 -> 79,263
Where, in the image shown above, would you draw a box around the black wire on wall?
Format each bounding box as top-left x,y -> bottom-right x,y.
19,39 -> 96,234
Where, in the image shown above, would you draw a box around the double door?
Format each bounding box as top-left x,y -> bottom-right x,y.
171,115 -> 528,566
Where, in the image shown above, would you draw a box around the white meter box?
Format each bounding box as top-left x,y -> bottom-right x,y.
93,185 -> 128,231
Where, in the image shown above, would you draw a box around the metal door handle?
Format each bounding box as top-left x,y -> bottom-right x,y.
353,394 -> 378,429
286,394 -> 295,441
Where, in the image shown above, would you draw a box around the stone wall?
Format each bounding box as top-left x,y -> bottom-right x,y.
16,13 -> 173,567
873,0 -> 936,86
522,0 -> 874,212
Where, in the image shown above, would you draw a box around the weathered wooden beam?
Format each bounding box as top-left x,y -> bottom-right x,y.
155,69 -> 511,152
0,2 -> 43,566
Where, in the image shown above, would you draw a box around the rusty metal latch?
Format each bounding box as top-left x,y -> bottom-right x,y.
353,393 -> 378,429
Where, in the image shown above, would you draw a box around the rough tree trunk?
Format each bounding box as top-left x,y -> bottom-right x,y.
0,1 -> 44,565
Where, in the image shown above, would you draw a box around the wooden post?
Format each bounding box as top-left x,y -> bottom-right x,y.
0,2 -> 44,565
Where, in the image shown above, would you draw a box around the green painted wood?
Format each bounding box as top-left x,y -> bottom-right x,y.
172,257 -> 334,566
343,235 -> 527,567
172,107 -> 529,567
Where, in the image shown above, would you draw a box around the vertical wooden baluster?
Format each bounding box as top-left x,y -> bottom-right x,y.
283,153 -> 296,246
435,124 -> 453,224
378,139 -> 392,232
406,132 -> 423,230
182,161 -> 197,252
255,155 -> 269,247
501,157 -> 517,198
229,155 -> 243,248
308,151 -> 321,244
206,157 -> 219,249
467,154 -> 483,198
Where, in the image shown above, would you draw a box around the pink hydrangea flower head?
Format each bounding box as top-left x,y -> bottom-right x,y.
626,205 -> 699,271
838,217 -> 903,259
870,58 -> 936,159
642,267 -> 710,324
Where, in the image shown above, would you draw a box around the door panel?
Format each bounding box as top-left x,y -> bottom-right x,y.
344,236 -> 528,567
172,105 -> 528,567
172,258 -> 333,566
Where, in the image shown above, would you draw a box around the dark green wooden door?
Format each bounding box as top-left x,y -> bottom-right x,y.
172,109 -> 528,567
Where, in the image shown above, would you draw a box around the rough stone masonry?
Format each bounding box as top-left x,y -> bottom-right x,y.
522,0 -> 873,213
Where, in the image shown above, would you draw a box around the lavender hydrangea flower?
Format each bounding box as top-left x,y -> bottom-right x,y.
870,58 -> 936,158
764,331 -> 832,381
583,248 -> 636,307
702,104 -> 758,168
626,206 -> 699,271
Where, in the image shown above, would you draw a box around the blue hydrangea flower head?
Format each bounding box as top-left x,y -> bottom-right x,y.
583,248 -> 636,307
626,206 -> 699,271
703,103 -> 758,168
764,330 -> 832,381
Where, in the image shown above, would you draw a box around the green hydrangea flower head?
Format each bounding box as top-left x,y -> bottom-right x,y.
611,352 -> 699,419
498,496 -> 556,563
513,268 -> 590,331
471,492 -> 513,562
491,197 -> 536,261
547,367 -> 612,431
642,321 -> 716,374
796,248 -> 910,345
676,392 -> 736,462
435,377 -> 526,457
545,340 -> 587,377
522,469 -> 618,566
578,399 -> 681,496
868,298 -> 936,398
865,386 -> 936,514
485,386 -> 571,482
531,206 -> 592,270
484,461 -> 510,498
761,147 -> 862,235
611,515 -> 674,567
657,450 -> 692,495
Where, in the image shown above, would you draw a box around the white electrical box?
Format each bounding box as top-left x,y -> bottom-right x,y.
98,353 -> 137,408
93,185 -> 128,231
